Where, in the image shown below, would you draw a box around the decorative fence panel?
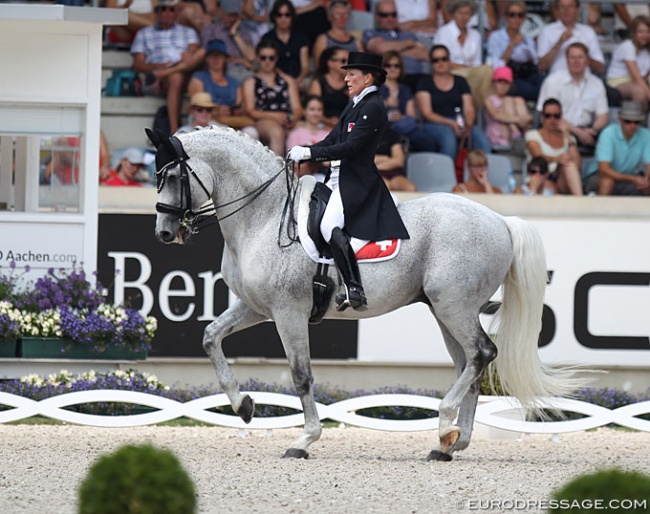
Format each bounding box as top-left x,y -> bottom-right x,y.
1,391 -> 649,433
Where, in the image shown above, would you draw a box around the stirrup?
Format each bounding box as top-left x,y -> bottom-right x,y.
335,286 -> 368,312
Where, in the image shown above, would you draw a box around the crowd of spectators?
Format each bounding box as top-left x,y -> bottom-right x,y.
92,0 -> 650,195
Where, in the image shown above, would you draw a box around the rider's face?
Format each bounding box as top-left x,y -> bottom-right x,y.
345,68 -> 372,97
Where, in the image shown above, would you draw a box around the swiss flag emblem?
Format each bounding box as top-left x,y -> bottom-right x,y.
347,122 -> 355,132
355,239 -> 399,261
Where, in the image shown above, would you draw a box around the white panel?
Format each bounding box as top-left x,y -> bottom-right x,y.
0,105 -> 83,135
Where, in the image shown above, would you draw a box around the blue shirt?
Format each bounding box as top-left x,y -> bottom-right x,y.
589,123 -> 650,176
362,29 -> 423,75
192,70 -> 240,107
486,28 -> 538,68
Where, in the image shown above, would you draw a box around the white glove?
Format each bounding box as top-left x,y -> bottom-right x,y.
287,146 -> 311,162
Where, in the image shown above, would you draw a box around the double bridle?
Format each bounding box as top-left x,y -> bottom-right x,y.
154,135 -> 296,242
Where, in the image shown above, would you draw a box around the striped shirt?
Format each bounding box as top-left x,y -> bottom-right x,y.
131,24 -> 199,64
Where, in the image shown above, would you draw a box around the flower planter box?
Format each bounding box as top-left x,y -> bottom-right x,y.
18,337 -> 147,360
0,339 -> 18,358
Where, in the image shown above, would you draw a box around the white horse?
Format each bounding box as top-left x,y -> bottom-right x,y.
147,126 -> 583,461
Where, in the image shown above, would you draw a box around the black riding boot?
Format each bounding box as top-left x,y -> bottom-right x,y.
329,227 -> 368,312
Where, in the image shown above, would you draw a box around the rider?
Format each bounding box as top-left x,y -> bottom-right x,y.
288,52 -> 410,312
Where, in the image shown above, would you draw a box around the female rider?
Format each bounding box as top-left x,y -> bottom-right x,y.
288,52 -> 410,312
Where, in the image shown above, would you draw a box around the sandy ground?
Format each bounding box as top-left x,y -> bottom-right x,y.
1,425 -> 649,514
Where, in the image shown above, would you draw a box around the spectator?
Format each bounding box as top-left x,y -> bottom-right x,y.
525,98 -> 583,195
363,0 -> 430,92
536,42 -> 608,155
312,0 -> 363,68
292,0 -> 331,51
103,148 -> 146,187
453,149 -> 502,193
200,0 -> 256,83
261,0 -> 311,89
537,0 -> 605,76
415,44 -> 491,161
435,0 -> 493,109
514,157 -> 555,195
606,16 -> 650,111
187,39 -> 255,131
583,101 -> 650,196
395,0 -> 438,37
286,95 -> 330,177
105,0 -> 154,45
380,50 -> 437,152
242,40 -> 304,156
308,47 -> 350,129
131,0 -> 201,135
375,125 -> 417,192
242,0 -> 273,47
42,131 -> 110,185
178,92 -> 217,133
614,3 -> 650,40
486,0 -> 544,102
483,66 -> 531,151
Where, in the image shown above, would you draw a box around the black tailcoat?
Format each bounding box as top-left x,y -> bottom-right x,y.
309,91 -> 410,241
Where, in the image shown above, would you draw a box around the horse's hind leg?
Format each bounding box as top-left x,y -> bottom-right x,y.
203,298 -> 267,423
275,317 -> 322,459
428,315 -> 496,462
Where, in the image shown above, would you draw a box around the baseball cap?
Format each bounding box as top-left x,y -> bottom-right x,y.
122,148 -> 144,165
493,66 -> 513,83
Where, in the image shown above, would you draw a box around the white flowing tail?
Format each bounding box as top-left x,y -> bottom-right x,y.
492,217 -> 586,413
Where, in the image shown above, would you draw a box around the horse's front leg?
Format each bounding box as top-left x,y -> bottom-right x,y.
203,298 -> 268,422
275,316 -> 322,459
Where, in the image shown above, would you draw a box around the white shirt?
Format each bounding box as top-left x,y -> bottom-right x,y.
607,39 -> 650,80
352,85 -> 378,106
536,69 -> 608,127
434,21 -> 482,67
537,20 -> 605,74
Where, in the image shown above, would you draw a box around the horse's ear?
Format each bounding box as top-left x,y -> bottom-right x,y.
145,128 -> 161,149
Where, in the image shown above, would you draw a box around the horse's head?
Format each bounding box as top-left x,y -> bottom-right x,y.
146,128 -> 214,244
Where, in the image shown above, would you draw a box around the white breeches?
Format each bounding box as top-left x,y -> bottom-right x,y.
320,186 -> 344,243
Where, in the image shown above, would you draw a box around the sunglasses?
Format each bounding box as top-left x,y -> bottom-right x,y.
431,56 -> 450,63
193,106 -> 213,113
507,12 -> 526,18
385,63 -> 401,69
543,113 -> 561,119
528,168 -> 548,175
330,58 -> 348,63
377,11 -> 397,18
259,55 -> 277,61
155,6 -> 176,12
275,12 -> 292,18
622,118 -> 642,125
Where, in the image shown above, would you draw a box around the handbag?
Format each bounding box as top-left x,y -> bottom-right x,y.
507,59 -> 538,80
455,133 -> 470,184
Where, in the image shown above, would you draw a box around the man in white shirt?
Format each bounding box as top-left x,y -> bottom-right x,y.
537,42 -> 609,153
537,0 -> 605,76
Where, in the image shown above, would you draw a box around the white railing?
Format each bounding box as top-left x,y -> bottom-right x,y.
1,391 -> 650,433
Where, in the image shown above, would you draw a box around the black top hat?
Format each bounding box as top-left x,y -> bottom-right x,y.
341,52 -> 387,76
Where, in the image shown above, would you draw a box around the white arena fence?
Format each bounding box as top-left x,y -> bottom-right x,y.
1,391 -> 650,433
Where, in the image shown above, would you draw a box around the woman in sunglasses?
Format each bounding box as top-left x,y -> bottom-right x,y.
308,46 -> 350,129
242,40 -> 303,155
514,157 -> 555,195
486,0 -> 544,102
525,98 -> 583,195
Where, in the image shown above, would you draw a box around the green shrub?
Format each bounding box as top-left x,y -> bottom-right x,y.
78,444 -> 196,514
549,468 -> 650,514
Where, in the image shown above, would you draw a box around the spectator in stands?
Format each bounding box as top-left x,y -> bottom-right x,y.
380,51 -> 437,152
242,0 -> 273,47
415,44 -> 491,161
452,150 -> 502,193
537,43 -> 608,156
292,0 -> 331,51
514,157 -> 555,195
308,47 -> 350,129
105,0 -> 154,45
286,95 -> 330,178
363,0 -> 430,92
375,125 -> 417,191
200,0 -> 256,83
395,0 -> 438,38
261,0 -> 311,90
537,0 -> 605,77
584,101 -> 650,196
103,148 -> 146,187
486,0 -> 544,102
614,4 -> 650,40
434,0 -> 493,109
131,0 -> 201,135
312,1 -> 362,69
43,131 -> 110,185
483,66 -> 531,151
525,98 -> 583,195
242,40 -> 304,156
177,92 -> 217,133
607,16 -> 650,111
440,0 -> 499,38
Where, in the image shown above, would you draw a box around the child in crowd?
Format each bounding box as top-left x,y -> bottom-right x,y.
286,95 -> 330,178
453,149 -> 502,194
514,157 -> 555,196
483,66 -> 531,151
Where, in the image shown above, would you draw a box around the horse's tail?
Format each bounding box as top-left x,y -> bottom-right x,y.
491,216 -> 586,414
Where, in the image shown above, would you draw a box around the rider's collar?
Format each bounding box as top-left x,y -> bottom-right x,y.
352,85 -> 378,107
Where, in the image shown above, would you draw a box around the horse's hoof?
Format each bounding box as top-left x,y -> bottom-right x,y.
426,450 -> 453,462
282,448 -> 309,459
440,425 -> 461,452
237,395 -> 255,424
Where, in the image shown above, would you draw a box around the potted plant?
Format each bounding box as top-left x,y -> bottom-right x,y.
0,301 -> 21,357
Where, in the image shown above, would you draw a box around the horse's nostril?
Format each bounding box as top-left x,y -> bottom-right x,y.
158,230 -> 174,242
